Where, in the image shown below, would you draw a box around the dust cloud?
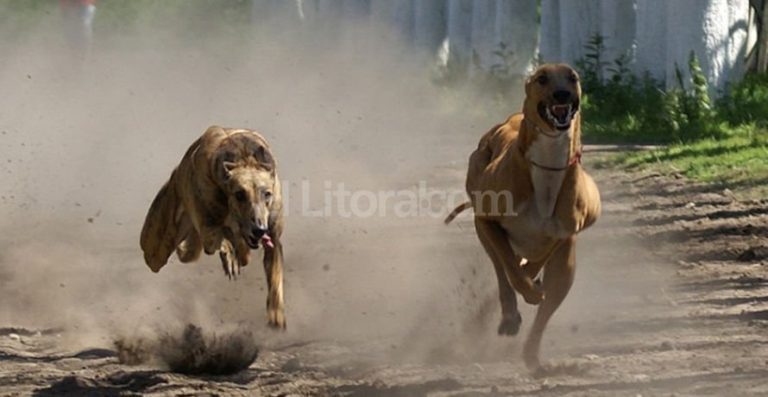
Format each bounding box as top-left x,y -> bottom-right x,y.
0,4 -> 510,361
0,4 -> 656,374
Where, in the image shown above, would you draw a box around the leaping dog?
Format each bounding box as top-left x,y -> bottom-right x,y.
140,126 -> 287,329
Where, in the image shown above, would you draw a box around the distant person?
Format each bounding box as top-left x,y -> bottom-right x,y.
60,0 -> 96,58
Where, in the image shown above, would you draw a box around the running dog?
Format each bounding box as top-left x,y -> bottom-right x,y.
446,64 -> 601,371
140,126 -> 286,329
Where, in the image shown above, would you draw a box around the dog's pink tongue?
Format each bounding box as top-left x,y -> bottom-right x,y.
261,234 -> 274,249
552,105 -> 569,118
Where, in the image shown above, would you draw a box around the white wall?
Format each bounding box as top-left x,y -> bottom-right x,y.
250,0 -> 751,91
599,0 -> 635,72
413,0 -> 447,53
447,0 -> 474,70
634,0 -> 667,80
496,0 -> 538,73
539,0 -> 749,92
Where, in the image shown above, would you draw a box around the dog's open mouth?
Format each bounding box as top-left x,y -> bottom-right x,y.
246,234 -> 274,249
539,101 -> 579,131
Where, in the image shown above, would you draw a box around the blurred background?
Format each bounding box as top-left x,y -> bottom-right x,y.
3,0 -> 768,143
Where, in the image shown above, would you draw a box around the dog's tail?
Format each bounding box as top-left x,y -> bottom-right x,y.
444,201 -> 472,224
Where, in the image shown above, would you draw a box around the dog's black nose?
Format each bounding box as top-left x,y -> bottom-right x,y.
251,225 -> 268,239
553,90 -> 571,103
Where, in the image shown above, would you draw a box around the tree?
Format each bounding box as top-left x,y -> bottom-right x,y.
748,0 -> 768,73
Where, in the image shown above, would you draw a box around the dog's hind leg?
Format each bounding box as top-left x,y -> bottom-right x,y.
523,237 -> 575,372
140,179 -> 181,272
175,214 -> 202,263
263,239 -> 286,330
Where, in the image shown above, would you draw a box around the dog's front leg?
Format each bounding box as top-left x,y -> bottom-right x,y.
491,249 -> 524,335
218,238 -> 239,280
233,236 -> 251,268
475,218 -> 544,305
218,228 -> 251,279
263,239 -> 286,330
474,219 -> 522,335
523,237 -> 575,373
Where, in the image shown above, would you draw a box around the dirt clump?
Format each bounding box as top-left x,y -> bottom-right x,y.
114,323 -> 258,375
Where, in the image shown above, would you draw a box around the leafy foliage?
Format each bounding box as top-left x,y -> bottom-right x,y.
717,72 -> 768,126
577,34 -> 728,143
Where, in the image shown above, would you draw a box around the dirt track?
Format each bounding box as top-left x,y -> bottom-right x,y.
2,13 -> 768,396
2,151 -> 767,397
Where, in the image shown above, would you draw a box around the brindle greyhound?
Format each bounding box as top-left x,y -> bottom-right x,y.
141,126 -> 286,329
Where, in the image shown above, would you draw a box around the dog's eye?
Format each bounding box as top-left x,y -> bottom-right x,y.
536,75 -> 548,85
569,74 -> 579,83
234,190 -> 248,202
264,191 -> 273,201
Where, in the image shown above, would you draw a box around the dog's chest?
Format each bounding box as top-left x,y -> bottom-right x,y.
527,131 -> 571,218
500,202 -> 567,261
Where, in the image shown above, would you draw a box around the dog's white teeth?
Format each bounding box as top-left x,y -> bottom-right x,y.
545,108 -> 555,123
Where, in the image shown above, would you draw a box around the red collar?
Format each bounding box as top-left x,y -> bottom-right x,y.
519,145 -> 582,171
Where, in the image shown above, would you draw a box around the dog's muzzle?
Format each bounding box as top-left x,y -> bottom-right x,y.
246,225 -> 274,249
538,91 -> 580,131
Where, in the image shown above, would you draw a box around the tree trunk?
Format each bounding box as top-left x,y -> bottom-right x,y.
758,0 -> 768,72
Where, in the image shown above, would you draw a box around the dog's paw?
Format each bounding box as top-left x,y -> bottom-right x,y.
523,346 -> 542,373
267,309 -> 286,330
497,312 -> 522,336
219,250 -> 240,280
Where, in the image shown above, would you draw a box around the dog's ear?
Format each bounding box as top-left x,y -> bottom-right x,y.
221,161 -> 237,179
524,71 -> 538,96
251,145 -> 275,172
214,150 -> 237,183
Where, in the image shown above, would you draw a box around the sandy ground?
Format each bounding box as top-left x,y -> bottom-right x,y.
1,10 -> 768,397
1,151 -> 767,396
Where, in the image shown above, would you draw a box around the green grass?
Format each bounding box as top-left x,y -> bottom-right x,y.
601,126 -> 768,198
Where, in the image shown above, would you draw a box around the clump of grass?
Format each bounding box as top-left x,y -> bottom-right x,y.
603,126 -> 768,197
717,73 -> 768,127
